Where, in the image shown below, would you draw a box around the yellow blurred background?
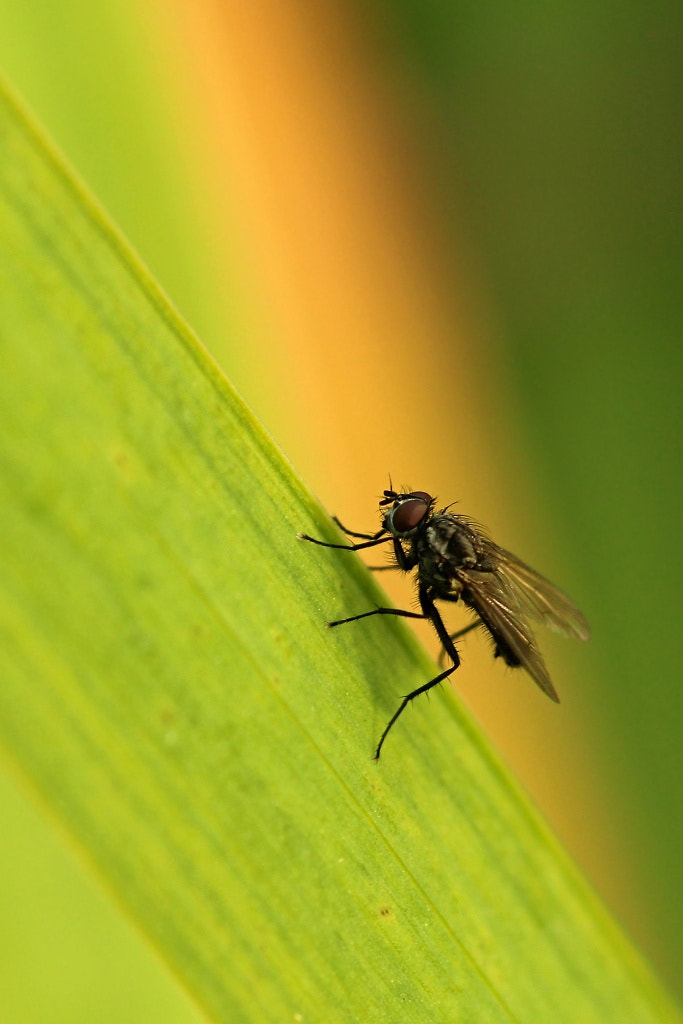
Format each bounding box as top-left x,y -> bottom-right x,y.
0,0 -> 681,1019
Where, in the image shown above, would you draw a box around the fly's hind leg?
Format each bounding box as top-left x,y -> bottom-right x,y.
373,664 -> 457,761
374,589 -> 460,760
438,619 -> 482,666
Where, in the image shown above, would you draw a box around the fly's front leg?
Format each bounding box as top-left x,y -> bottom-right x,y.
298,530 -> 391,553
326,536 -> 423,626
374,587 -> 460,760
392,536 -> 417,572
331,516 -> 385,541
300,523 -> 420,626
366,536 -> 410,573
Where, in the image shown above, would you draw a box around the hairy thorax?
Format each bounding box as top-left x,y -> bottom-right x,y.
414,514 -> 488,597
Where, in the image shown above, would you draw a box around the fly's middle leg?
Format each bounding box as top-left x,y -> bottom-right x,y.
328,607 -> 425,628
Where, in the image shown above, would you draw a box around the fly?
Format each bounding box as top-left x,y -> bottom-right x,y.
300,488 -> 590,759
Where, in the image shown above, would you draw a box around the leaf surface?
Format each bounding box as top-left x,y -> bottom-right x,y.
0,82 -> 679,1024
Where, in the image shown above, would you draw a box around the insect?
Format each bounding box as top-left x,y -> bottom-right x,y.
300,488 -> 590,759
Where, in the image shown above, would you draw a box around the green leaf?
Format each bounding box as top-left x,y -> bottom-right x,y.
0,80 -> 679,1024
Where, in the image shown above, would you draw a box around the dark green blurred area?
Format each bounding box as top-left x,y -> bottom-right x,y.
361,0 -> 683,997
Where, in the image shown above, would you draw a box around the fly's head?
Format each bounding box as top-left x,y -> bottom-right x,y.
379,489 -> 434,539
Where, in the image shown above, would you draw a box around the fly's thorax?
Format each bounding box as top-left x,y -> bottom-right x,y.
425,514 -> 481,570
412,516 -> 467,595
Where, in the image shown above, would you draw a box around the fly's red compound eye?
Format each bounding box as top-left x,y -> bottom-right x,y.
408,491 -> 432,504
392,496 -> 430,534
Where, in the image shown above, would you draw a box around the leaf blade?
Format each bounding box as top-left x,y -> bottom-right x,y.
0,80 -> 679,1024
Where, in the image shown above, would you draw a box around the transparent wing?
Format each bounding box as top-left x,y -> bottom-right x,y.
480,540 -> 590,642
458,568 -> 560,702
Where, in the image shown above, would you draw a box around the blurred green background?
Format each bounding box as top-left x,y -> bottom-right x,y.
0,0 -> 681,1019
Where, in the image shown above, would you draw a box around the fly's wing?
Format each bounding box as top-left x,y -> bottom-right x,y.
458,568 -> 560,702
480,540 -> 591,642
